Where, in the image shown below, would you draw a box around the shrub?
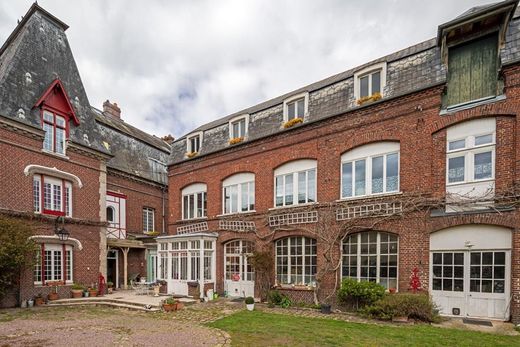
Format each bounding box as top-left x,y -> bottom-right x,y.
71,283 -> 84,290
268,290 -> 292,308
362,293 -> 440,323
279,296 -> 292,308
245,296 -> 255,305
337,279 -> 385,310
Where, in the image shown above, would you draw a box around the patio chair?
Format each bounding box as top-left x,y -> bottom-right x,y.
130,280 -> 145,295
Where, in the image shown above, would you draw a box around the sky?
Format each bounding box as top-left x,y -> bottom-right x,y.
0,0 -> 497,139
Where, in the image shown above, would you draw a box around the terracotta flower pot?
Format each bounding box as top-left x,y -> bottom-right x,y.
71,289 -> 83,298
48,292 -> 59,301
34,297 -> 45,306
88,289 -> 98,297
162,303 -> 177,312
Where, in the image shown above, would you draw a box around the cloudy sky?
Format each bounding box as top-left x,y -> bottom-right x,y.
0,0 -> 495,138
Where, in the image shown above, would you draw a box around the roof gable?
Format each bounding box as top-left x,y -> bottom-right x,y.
34,79 -> 80,125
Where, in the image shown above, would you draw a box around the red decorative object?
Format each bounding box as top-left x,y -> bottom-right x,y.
231,273 -> 240,281
409,267 -> 422,293
98,272 -> 106,296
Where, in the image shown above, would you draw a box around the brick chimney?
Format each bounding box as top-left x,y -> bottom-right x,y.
103,100 -> 121,118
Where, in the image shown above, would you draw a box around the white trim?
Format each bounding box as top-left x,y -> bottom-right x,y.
186,131 -> 203,154
353,62 -> 387,100
228,114 -> 249,140
182,183 -> 207,195
29,235 -> 83,250
24,165 -> 83,188
430,225 -> 511,251
282,92 -> 309,123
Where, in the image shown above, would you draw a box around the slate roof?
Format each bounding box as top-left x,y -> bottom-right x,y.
170,0 -> 520,165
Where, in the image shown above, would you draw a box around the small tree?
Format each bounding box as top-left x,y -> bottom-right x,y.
248,249 -> 273,301
0,217 -> 37,301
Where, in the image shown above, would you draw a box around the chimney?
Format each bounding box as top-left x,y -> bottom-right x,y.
103,100 -> 121,118
161,134 -> 175,144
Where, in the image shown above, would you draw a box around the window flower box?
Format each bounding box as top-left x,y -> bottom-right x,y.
229,137 -> 244,145
356,92 -> 382,106
144,230 -> 159,236
186,151 -> 198,159
283,117 -> 303,129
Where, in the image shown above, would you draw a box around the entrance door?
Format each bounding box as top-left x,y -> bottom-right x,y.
224,240 -> 255,298
169,251 -> 189,296
430,250 -> 510,320
147,251 -> 157,283
107,250 -> 119,288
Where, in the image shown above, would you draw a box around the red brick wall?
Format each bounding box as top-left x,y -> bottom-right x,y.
168,66 -> 520,322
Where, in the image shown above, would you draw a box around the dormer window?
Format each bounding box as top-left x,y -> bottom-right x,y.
283,92 -> 309,127
186,132 -> 203,157
42,110 -> 67,155
229,115 -> 249,143
354,62 -> 386,105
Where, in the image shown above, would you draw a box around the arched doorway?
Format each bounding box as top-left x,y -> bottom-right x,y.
224,240 -> 255,297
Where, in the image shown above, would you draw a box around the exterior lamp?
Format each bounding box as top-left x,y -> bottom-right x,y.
54,216 -> 70,241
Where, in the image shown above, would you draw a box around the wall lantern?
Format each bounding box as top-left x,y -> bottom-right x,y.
54,216 -> 70,242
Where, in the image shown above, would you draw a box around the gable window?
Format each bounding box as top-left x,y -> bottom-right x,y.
341,142 -> 400,199
354,62 -> 387,101
276,237 -> 316,286
222,173 -> 255,214
33,174 -> 72,217
229,115 -> 248,140
446,34 -> 498,107
42,110 -> 67,155
34,244 -> 73,284
283,92 -> 309,123
274,160 -> 317,207
342,231 -> 398,289
143,207 -> 155,233
186,132 -> 203,155
182,183 -> 207,220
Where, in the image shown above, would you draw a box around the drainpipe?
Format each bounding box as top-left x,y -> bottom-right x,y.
161,186 -> 166,234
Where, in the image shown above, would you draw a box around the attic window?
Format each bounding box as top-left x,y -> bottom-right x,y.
283,92 -> 309,124
354,62 -> 387,103
229,114 -> 249,142
186,132 -> 203,156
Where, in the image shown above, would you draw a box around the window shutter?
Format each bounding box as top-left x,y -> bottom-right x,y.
447,34 -> 498,106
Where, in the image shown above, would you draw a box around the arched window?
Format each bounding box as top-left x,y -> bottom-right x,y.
275,236 -> 316,285
181,183 -> 207,220
106,206 -> 115,223
222,173 -> 255,214
341,142 -> 399,198
342,231 -> 398,289
274,159 -> 317,207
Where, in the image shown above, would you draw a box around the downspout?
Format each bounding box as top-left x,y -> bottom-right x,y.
161,185 -> 166,234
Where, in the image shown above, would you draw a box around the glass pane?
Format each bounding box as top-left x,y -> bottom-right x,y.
288,102 -> 296,120
481,280 -> 492,293
454,253 -> 464,265
494,266 -> 505,279
475,134 -> 493,146
297,99 -> 305,118
470,266 -> 480,278
56,116 -> 66,127
224,187 -> 231,214
371,156 -> 384,194
43,123 -> 53,151
474,151 -> 492,180
448,156 -> 465,183
433,278 -> 442,290
433,253 -> 442,265
342,162 -> 353,197
275,176 -> 283,206
355,160 -> 366,196
241,183 -> 249,212
449,139 -> 465,151
189,194 -> 194,218
443,279 -> 452,291
494,252 -> 505,265
285,174 -> 293,205
298,171 -> 306,204
307,169 -> 316,203
386,153 -> 399,192
371,71 -> 381,94
481,266 -> 493,279
470,252 -> 481,265
197,192 -> 204,217
433,266 -> 442,277
240,119 -> 246,137
43,111 -> 53,122
360,76 -> 369,97
470,280 -> 480,292
55,128 -> 65,154
454,266 -> 463,278
454,280 -> 464,292
494,280 -> 505,293
482,252 -> 493,265
232,122 -> 239,138
230,185 -> 238,213
443,253 -> 453,265
249,182 -> 255,210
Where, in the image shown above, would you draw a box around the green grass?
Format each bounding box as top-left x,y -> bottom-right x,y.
208,310 -> 520,347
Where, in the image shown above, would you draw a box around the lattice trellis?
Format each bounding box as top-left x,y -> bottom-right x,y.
268,210 -> 318,227
336,202 -> 403,221
218,220 -> 256,232
176,221 -> 208,234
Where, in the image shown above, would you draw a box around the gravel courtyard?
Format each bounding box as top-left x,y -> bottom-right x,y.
0,301 -> 241,347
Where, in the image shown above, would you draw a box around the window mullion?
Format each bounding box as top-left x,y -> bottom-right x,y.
376,233 -> 381,284
383,154 -> 387,193
357,234 -> 361,281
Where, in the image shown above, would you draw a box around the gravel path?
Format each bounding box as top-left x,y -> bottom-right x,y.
0,301 -> 240,346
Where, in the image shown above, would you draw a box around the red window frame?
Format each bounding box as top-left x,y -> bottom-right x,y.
37,175 -> 71,217
41,107 -> 70,154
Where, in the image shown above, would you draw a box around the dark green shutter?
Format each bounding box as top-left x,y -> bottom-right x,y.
447,34 -> 498,106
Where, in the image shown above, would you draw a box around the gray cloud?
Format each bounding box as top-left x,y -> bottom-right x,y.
0,0 -> 494,138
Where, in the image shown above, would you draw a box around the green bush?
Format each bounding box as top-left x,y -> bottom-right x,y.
280,296 -> 292,308
362,293 -> 440,322
71,283 -> 84,290
245,296 -> 255,305
268,290 -> 292,308
337,279 -> 385,309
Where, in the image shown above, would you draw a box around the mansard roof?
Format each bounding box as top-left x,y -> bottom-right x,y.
169,1 -> 520,165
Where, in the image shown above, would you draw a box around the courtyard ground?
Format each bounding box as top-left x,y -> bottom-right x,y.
1,300 -> 519,346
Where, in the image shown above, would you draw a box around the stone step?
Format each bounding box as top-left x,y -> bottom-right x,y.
47,300 -> 160,312
50,297 -> 161,307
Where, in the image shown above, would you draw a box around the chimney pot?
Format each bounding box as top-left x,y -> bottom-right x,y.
103,100 -> 121,118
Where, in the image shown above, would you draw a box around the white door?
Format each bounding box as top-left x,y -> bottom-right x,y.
169,251 -> 189,296
224,240 -> 255,298
430,250 -> 510,320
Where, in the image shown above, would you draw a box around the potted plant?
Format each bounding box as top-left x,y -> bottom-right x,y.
83,289 -> 89,297
389,287 -> 397,294
34,293 -> 44,306
48,285 -> 59,301
107,281 -> 114,294
88,287 -> 98,297
245,296 -> 255,311
162,297 -> 179,312
320,303 -> 332,314
27,298 -> 34,308
71,283 -> 84,298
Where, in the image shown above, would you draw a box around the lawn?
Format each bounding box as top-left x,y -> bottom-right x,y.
208,310 -> 520,347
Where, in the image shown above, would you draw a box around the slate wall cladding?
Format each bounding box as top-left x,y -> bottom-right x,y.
169,65 -> 520,322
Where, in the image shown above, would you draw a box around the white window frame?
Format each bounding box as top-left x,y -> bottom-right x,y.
341,231 -> 399,290
340,142 -> 400,199
275,236 -> 316,286
228,114 -> 249,140
186,131 -> 203,154
42,110 -> 67,155
353,62 -> 387,100
143,207 -> 155,233
33,174 -> 72,217
34,243 -> 73,285
222,173 -> 255,215
274,159 -> 317,207
182,183 -> 207,220
283,92 -> 309,123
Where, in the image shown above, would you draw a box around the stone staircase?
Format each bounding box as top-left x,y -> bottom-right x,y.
46,297 -> 162,312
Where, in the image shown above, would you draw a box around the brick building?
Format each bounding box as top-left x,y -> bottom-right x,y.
0,4 -> 170,306
163,1 -> 520,323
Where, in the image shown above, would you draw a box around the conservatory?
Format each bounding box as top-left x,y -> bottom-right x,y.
156,232 -> 217,298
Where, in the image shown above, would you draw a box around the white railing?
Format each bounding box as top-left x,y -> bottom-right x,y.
218,220 -> 256,232
176,221 -> 209,235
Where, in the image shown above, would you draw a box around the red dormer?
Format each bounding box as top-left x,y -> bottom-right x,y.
34,79 -> 80,155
